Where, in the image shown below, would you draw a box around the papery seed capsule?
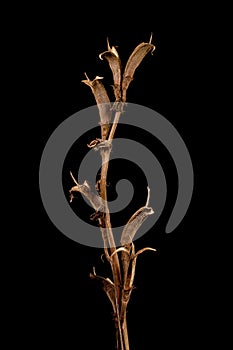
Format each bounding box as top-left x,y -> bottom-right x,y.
120,206 -> 154,245
82,74 -> 112,139
122,36 -> 155,102
99,38 -> 122,102
120,187 -> 154,245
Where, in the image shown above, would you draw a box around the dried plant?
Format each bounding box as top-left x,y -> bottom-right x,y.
69,35 -> 156,350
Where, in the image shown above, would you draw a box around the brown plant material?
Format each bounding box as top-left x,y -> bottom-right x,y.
69,172 -> 104,210
122,34 -> 155,102
82,74 -> 112,140
120,187 -> 154,245
69,35 -> 156,350
98,33 -> 156,110
99,38 -> 122,103
90,267 -> 116,312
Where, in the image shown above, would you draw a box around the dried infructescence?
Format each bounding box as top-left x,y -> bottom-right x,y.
69,35 -> 156,350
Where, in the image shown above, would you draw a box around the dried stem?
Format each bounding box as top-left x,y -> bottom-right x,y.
98,111 -> 124,348
108,110 -> 122,141
70,36 -> 156,350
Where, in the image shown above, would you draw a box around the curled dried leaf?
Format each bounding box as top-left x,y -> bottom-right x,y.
122,35 -> 156,102
87,138 -> 102,148
90,266 -> 114,285
99,38 -> 122,102
93,140 -> 112,152
134,247 -> 157,259
82,74 -> 112,139
110,247 -> 130,259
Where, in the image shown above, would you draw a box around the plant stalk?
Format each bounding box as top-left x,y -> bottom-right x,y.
99,109 -> 132,350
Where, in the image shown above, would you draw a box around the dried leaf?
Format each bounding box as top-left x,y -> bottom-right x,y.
99,38 -> 122,102
93,140 -> 112,152
122,35 -> 155,102
90,267 -> 116,311
87,138 -> 102,148
110,247 -> 130,259
134,247 -> 157,258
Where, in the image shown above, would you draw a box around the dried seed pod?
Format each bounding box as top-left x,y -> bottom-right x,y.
82,74 -> 112,139
99,38 -> 122,102
120,187 -> 154,245
69,173 -> 104,212
122,35 -> 156,102
120,207 -> 154,245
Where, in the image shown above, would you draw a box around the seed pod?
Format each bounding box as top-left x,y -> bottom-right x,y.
120,186 -> 154,245
69,174 -> 104,212
99,38 -> 122,102
122,36 -> 156,102
120,206 -> 154,245
82,74 -> 112,139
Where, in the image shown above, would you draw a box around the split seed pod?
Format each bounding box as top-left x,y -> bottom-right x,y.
69,173 -> 104,212
82,74 -> 112,140
122,35 -> 156,102
99,38 -> 122,102
120,207 -> 154,245
120,187 -> 154,245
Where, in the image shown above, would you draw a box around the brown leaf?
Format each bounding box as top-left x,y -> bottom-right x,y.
134,247 -> 157,258
90,267 -> 116,311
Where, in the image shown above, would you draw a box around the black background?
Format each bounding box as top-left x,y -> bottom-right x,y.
11,4 -> 219,349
